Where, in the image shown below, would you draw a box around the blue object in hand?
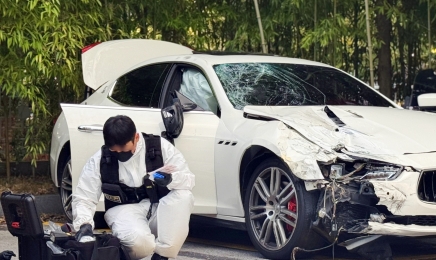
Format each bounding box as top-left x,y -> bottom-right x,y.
153,172 -> 165,179
153,172 -> 172,187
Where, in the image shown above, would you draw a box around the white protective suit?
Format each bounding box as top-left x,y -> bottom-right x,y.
72,133 -> 195,259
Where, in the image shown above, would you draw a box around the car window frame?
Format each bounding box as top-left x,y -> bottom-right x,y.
107,62 -> 174,109
159,63 -> 221,116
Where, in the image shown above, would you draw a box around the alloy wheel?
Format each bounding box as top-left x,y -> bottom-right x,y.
60,159 -> 73,221
248,167 -> 298,251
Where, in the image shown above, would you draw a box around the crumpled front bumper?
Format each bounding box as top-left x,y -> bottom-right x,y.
356,169 -> 436,237
312,168 -> 436,239
361,222 -> 436,236
370,169 -> 436,216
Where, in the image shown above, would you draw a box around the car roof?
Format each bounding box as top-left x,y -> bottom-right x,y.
189,53 -> 334,68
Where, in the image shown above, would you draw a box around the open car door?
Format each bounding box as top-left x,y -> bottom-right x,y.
62,102 -> 217,214
62,104 -> 163,212
159,66 -> 220,215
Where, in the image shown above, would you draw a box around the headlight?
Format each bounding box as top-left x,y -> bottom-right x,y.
360,164 -> 403,180
322,161 -> 403,181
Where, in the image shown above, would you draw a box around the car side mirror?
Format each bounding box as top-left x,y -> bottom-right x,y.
161,97 -> 184,140
417,93 -> 436,111
182,102 -> 197,112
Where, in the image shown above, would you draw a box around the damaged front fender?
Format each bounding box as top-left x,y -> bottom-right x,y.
276,122 -> 337,180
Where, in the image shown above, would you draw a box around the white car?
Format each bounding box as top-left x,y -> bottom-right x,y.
51,39 -> 436,259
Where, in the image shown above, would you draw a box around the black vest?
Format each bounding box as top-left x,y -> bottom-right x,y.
100,133 -> 170,211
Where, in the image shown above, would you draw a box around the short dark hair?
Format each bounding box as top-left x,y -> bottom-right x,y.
103,115 -> 136,148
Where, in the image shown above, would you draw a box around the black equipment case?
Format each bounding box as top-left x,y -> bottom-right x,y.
1,191 -> 126,260
1,191 -> 48,260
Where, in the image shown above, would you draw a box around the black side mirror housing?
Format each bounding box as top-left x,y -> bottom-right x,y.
182,103 -> 197,112
161,96 -> 184,140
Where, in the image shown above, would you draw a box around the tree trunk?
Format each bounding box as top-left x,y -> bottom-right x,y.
354,0 -> 359,77
375,0 -> 393,98
376,0 -> 392,99
332,0 -> 337,66
403,0 -> 415,97
314,0 -> 318,61
398,21 -> 406,100
295,16 -> 302,58
4,95 -> 11,181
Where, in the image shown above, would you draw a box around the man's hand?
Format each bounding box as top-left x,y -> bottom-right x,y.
153,172 -> 172,187
0,250 -> 16,260
75,223 -> 93,242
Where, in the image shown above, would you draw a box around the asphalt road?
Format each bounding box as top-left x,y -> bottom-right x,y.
2,223 -> 436,259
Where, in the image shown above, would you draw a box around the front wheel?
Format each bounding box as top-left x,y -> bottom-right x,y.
244,158 -> 321,260
60,157 -> 73,222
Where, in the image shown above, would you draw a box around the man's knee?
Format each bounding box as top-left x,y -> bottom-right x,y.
160,190 -> 194,209
118,231 -> 155,259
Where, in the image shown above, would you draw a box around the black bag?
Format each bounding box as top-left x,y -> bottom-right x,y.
63,240 -> 95,260
51,234 -> 125,260
47,242 -> 80,260
91,234 -> 125,260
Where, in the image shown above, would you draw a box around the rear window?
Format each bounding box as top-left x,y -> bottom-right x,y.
213,63 -> 393,109
111,63 -> 171,108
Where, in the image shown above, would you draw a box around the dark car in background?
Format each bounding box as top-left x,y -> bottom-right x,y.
405,69 -> 436,112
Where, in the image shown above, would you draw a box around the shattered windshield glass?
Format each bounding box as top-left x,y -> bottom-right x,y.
213,63 -> 392,109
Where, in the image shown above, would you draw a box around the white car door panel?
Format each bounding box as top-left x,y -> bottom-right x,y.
174,111 -> 219,214
62,103 -> 217,214
161,64 -> 221,214
62,104 -> 164,212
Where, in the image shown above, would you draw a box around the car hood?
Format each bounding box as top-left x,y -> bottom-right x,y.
244,105 -> 436,169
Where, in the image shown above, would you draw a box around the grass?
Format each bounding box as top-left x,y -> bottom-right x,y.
0,174 -> 57,195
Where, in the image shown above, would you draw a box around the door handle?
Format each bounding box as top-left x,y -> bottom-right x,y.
78,125 -> 103,133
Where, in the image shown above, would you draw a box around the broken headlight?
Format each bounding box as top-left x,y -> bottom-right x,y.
331,164 -> 344,179
321,161 -> 403,181
360,164 -> 403,180
323,163 -> 345,179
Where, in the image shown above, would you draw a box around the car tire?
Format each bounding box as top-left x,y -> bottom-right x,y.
244,158 -> 322,260
59,156 -> 73,222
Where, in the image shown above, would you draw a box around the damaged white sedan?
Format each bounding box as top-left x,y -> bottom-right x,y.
50,40 -> 436,259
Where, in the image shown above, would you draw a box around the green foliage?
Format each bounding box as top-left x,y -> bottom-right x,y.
1,0 -> 436,168
0,0 -> 107,166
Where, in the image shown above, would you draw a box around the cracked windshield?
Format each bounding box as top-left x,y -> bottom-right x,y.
214,63 -> 393,109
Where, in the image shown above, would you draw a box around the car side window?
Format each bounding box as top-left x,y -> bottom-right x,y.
178,68 -> 218,114
110,63 -> 171,108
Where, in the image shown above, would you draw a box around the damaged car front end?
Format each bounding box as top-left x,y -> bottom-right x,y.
241,104 -> 436,257
212,61 -> 436,259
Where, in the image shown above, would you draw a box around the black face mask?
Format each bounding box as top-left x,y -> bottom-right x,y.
115,151 -> 133,162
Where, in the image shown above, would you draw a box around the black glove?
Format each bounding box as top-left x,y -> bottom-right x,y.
61,223 -> 73,233
75,223 -> 93,242
153,172 -> 172,187
0,250 -> 16,260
